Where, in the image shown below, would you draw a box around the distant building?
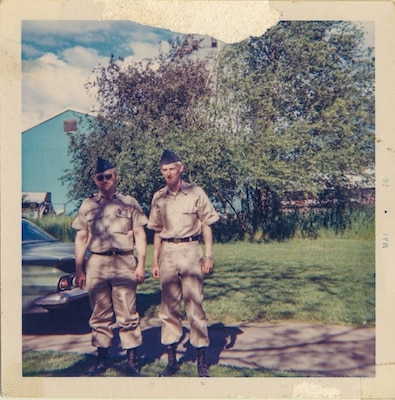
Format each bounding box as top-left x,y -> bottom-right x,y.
22,109 -> 97,215
22,192 -> 54,219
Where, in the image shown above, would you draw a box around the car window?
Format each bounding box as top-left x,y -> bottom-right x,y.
22,219 -> 57,242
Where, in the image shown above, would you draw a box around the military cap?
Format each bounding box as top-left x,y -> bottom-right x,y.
160,150 -> 181,166
95,157 -> 115,174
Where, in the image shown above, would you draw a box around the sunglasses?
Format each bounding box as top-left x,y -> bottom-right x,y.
96,173 -> 113,182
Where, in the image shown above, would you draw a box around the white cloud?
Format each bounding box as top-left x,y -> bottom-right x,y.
128,40 -> 169,61
22,48 -> 105,130
22,21 -> 179,130
62,46 -> 105,69
22,38 -> 170,131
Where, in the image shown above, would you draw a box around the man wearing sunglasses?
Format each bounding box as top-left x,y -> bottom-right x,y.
72,157 -> 148,377
147,150 -> 219,377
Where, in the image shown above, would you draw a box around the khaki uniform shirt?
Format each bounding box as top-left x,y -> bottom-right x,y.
147,181 -> 219,238
72,192 -> 148,253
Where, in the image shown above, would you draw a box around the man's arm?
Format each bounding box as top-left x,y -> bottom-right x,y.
74,229 -> 89,289
133,225 -> 147,283
151,232 -> 162,279
201,224 -> 214,275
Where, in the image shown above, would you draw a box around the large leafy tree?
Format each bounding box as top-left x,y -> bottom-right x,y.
212,21 -> 374,234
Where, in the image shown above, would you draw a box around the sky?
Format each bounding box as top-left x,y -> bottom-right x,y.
22,20 -> 374,132
22,20 -> 180,131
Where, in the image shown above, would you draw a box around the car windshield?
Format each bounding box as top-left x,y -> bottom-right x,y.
22,219 -> 57,242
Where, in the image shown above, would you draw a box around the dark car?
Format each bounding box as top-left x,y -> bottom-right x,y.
22,218 -> 88,312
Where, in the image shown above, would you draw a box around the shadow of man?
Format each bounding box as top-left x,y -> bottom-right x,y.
139,326 -> 167,365
138,326 -> 189,366
179,322 -> 243,366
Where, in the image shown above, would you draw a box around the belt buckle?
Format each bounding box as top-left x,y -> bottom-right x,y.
173,238 -> 181,244
111,250 -> 117,256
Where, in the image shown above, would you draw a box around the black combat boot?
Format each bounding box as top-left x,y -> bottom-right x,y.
197,347 -> 210,377
88,347 -> 109,376
159,344 -> 180,377
125,348 -> 140,377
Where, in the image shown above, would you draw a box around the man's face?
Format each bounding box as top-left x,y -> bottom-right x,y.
160,162 -> 183,186
94,168 -> 117,193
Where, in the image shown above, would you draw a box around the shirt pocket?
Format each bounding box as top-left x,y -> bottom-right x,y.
113,207 -> 132,232
86,210 -> 105,236
180,204 -> 197,215
179,203 -> 198,227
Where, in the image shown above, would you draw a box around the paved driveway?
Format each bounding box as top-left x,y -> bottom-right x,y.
22,310 -> 375,377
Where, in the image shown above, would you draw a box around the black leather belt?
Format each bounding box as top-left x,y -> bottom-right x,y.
90,250 -> 134,256
162,235 -> 200,244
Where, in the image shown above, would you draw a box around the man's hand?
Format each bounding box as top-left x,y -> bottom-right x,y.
74,229 -> 88,289
76,270 -> 86,289
152,263 -> 160,279
135,265 -> 146,283
201,256 -> 213,275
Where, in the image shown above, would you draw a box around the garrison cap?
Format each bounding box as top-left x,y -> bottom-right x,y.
95,157 -> 115,174
160,150 -> 181,166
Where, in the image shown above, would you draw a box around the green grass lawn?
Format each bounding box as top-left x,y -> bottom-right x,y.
22,350 -> 304,377
139,238 -> 375,327
23,237 -> 375,377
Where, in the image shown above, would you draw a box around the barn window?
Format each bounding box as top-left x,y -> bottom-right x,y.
63,119 -> 77,133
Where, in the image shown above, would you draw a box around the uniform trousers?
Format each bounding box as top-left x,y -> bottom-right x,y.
159,241 -> 209,349
85,253 -> 142,350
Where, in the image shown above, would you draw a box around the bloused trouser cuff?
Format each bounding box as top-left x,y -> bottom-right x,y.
118,316 -> 143,350
91,327 -> 113,349
159,313 -> 210,348
90,313 -> 143,349
159,313 -> 183,346
189,320 -> 210,349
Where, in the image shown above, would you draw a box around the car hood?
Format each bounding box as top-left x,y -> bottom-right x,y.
22,241 -> 75,268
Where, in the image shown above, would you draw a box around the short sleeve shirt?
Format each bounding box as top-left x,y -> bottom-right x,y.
72,192 -> 148,253
147,181 -> 219,239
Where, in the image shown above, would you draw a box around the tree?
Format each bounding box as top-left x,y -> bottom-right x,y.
212,21 -> 374,237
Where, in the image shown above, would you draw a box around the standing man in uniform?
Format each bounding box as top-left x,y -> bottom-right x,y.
72,157 -> 148,377
147,150 -> 219,377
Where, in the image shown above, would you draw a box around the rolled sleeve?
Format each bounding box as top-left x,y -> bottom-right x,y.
197,190 -> 220,227
72,201 -> 89,231
130,199 -> 149,228
147,199 -> 163,232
